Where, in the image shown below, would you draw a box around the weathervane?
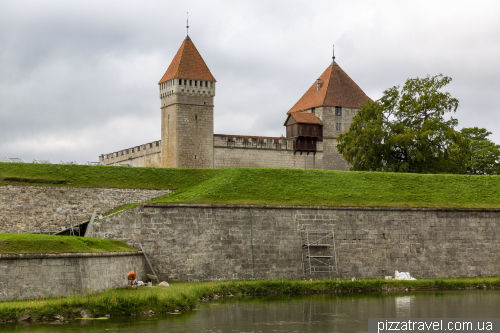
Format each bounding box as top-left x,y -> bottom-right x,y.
186,12 -> 189,36
331,44 -> 338,65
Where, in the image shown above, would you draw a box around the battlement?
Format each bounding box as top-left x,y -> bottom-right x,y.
159,79 -> 215,99
213,134 -> 323,152
100,140 -> 161,165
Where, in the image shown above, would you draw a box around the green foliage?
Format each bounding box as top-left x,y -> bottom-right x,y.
1,277 -> 499,320
0,233 -> 136,254
459,127 -> 500,175
2,163 -> 500,209
337,74 -> 469,173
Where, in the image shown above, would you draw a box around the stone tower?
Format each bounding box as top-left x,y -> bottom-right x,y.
158,36 -> 216,168
287,55 -> 371,170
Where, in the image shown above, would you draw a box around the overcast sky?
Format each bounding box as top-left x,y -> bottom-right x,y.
1,0 -> 500,163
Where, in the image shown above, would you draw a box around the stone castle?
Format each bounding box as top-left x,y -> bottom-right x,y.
99,35 -> 371,170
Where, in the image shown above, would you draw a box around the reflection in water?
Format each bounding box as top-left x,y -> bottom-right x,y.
1,290 -> 499,333
395,295 -> 414,317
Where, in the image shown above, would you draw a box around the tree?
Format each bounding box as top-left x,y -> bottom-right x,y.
337,74 -> 469,173
458,127 -> 500,175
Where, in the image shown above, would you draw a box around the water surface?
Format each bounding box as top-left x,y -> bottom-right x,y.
2,290 -> 499,332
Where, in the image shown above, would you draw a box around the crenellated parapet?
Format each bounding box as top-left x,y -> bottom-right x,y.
99,140 -> 161,167
213,134 -> 323,152
159,79 -> 215,100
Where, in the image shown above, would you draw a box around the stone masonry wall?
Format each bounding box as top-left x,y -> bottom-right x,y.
0,186 -> 170,233
0,252 -> 148,301
317,106 -> 358,170
100,140 -> 161,167
161,92 -> 214,168
214,147 -> 324,169
93,204 -> 500,282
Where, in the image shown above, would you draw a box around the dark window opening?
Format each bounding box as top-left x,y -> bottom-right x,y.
189,80 -> 192,86
195,155 -> 197,159
195,81 -> 197,86
205,81 -> 208,87
335,106 -> 342,116
195,115 -> 198,120
179,79 -> 182,85
312,107 -> 315,114
336,123 -> 342,131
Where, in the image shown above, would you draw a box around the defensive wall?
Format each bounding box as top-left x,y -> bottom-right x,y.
0,252 -> 147,301
213,135 -> 324,169
93,204 -> 500,281
100,140 -> 162,168
0,186 -> 170,234
100,135 -> 325,169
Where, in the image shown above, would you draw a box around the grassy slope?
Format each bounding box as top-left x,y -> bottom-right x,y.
0,277 -> 499,320
1,163 -> 500,209
0,234 -> 137,254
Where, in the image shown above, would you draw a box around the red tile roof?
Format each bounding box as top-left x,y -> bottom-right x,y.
159,36 -> 216,84
287,63 -> 371,114
284,112 -> 323,126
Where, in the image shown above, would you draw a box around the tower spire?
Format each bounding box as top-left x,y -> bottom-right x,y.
186,12 -> 189,37
331,45 -> 338,66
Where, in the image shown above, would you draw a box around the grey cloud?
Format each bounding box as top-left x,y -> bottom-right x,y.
1,0 -> 499,163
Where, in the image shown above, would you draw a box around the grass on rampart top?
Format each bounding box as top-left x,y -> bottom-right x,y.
1,162 -> 500,209
0,234 -> 137,254
0,277 -> 499,321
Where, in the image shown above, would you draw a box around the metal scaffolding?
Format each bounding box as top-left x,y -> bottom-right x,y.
301,227 -> 338,279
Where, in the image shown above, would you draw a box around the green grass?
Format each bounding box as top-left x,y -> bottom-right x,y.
1,277 -> 499,321
0,234 -> 137,254
2,163 -> 500,209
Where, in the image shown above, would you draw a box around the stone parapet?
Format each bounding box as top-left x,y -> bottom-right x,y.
0,251 -> 148,301
100,140 -> 161,167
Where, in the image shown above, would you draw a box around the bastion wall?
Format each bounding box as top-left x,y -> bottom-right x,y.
0,186 -> 170,234
93,204 -> 500,282
0,252 -> 148,301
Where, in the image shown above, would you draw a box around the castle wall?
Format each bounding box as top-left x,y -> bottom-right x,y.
93,204 -> 500,281
100,140 -> 161,168
213,134 -> 323,169
214,147 -> 323,169
0,185 -> 170,233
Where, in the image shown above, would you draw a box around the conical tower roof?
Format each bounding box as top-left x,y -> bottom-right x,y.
159,36 -> 216,84
287,63 -> 371,114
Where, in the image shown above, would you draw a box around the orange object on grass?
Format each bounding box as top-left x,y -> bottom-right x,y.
127,271 -> 136,289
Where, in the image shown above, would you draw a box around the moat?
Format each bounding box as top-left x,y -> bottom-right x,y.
2,290 -> 499,332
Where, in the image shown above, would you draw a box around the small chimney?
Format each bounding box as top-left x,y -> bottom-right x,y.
316,79 -> 321,92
